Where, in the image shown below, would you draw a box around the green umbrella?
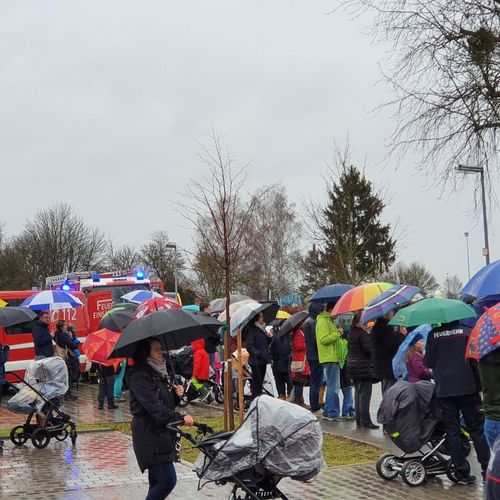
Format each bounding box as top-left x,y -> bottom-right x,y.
389,298 -> 476,327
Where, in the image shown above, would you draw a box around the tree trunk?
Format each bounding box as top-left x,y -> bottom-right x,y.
237,329 -> 244,425
223,266 -> 234,431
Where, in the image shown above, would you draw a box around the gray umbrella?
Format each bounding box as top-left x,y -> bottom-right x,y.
0,307 -> 37,328
277,311 -> 308,338
210,294 -> 252,314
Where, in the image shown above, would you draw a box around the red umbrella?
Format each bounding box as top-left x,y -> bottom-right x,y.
135,296 -> 181,319
82,329 -> 124,366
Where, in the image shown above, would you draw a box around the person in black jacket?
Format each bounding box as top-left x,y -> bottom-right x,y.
54,320 -> 79,401
270,323 -> 292,400
128,337 -> 193,499
424,320 -> 490,484
0,342 -> 10,404
243,312 -> 273,398
370,312 -> 405,395
347,313 -> 378,429
32,310 -> 54,360
303,302 -> 324,413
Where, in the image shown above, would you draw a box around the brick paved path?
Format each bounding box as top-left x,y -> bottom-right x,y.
0,431 -> 484,499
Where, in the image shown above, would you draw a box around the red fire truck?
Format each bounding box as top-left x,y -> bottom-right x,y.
0,270 -> 166,378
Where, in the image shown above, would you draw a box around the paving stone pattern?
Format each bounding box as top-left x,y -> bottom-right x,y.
0,431 -> 484,499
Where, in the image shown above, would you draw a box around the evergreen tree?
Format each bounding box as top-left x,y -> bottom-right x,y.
303,159 -> 396,289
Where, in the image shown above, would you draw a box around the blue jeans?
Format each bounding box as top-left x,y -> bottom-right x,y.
114,360 -> 127,399
341,386 -> 355,416
146,462 -> 177,500
484,418 -> 500,449
322,362 -> 340,418
308,361 -> 324,412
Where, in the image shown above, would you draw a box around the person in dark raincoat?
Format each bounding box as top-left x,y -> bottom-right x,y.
128,338 -> 194,499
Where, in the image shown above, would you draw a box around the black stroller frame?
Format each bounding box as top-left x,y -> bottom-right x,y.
376,430 -> 471,487
6,371 -> 78,449
167,420 -> 290,500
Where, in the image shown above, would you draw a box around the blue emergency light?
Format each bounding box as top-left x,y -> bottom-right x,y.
61,282 -> 71,292
136,270 -> 145,280
92,273 -> 100,282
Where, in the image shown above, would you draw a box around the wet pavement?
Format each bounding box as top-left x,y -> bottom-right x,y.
0,382 -> 486,498
0,431 -> 484,499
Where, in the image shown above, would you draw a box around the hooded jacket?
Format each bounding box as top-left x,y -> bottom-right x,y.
0,345 -> 10,384
347,325 -> 373,381
191,338 -> 210,381
303,302 -> 324,362
315,312 -> 341,364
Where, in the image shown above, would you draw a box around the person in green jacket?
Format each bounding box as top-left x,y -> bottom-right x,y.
316,302 -> 343,421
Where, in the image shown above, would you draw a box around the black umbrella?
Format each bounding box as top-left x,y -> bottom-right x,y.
210,294 -> 252,314
277,310 -> 309,338
109,309 -> 222,358
0,307 -> 37,328
99,308 -> 136,332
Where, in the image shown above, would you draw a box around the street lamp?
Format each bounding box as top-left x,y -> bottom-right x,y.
457,165 -> 490,265
165,243 -> 178,296
464,232 -> 471,280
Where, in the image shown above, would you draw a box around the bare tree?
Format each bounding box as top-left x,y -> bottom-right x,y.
107,243 -> 140,270
181,132 -> 266,429
239,184 -> 302,300
140,231 -> 184,291
342,0 -> 500,183
14,204 -> 107,288
382,262 -> 439,294
444,274 -> 463,299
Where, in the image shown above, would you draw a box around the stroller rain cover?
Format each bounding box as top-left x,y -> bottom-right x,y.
195,395 -> 325,483
7,357 -> 69,414
377,380 -> 441,454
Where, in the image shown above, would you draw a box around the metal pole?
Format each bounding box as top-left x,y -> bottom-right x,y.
464,232 -> 471,280
480,169 -> 491,265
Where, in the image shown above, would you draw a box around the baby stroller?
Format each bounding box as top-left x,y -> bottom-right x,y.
6,357 -> 78,449
168,395 -> 325,499
170,346 -> 224,407
376,380 -> 471,487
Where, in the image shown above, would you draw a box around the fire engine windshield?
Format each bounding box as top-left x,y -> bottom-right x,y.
85,284 -> 149,303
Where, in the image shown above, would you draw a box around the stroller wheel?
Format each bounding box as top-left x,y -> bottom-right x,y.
70,429 -> 78,446
10,425 -> 29,446
214,387 -> 224,405
31,429 -> 51,449
401,459 -> 426,487
55,428 -> 69,441
376,454 -> 399,480
446,459 -> 470,483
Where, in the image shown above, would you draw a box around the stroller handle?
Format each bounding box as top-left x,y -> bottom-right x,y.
166,420 -> 214,442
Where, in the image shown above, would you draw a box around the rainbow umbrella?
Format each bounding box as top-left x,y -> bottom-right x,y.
0,299 -> 7,307
466,303 -> 500,360
332,282 -> 393,316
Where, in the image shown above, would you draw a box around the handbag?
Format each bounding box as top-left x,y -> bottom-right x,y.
53,333 -> 68,360
290,359 -> 306,373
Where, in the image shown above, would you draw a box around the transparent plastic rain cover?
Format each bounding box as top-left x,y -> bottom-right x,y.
194,395 -> 325,483
8,357 -> 69,414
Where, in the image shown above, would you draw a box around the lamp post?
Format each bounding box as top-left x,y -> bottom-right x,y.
165,243 -> 178,297
457,165 -> 490,265
464,232 -> 471,280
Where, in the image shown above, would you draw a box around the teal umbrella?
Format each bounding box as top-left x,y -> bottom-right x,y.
389,298 -> 476,327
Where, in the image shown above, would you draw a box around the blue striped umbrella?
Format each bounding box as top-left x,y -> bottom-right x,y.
360,285 -> 422,324
182,304 -> 200,311
21,290 -> 84,311
121,290 -> 163,304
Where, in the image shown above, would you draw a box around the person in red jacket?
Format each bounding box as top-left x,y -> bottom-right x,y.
190,338 -> 211,401
291,323 -> 310,408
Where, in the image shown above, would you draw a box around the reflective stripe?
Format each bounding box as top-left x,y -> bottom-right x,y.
9,342 -> 34,350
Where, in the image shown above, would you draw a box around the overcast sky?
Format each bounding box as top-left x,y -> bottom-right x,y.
0,1 -> 497,287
